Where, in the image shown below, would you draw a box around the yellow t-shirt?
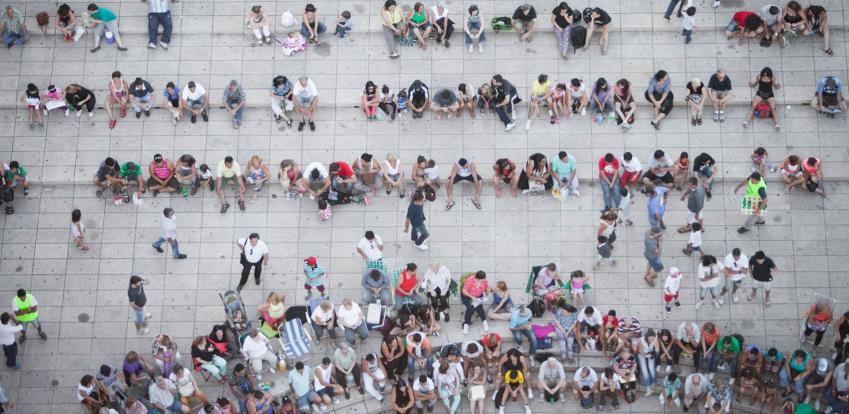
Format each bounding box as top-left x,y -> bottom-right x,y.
531,81 -> 550,97
504,370 -> 524,385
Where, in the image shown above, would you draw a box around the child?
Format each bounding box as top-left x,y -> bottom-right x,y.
663,267 -> 683,313
682,7 -> 696,44
247,5 -> 271,45
397,89 -> 409,114
674,151 -> 689,190
231,309 -> 248,332
751,147 -> 768,175
21,83 -> 44,128
425,159 -> 440,188
659,372 -> 681,407
569,270 -> 587,306
682,222 -> 703,257
280,31 -> 307,56
71,209 -> 89,251
617,187 -> 632,226
335,11 -> 352,38
43,84 -> 69,116
303,256 -> 327,300
197,164 -> 215,192
318,199 -> 332,222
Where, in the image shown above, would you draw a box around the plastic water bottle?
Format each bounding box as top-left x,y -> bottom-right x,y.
607,112 -> 615,122
180,185 -> 189,198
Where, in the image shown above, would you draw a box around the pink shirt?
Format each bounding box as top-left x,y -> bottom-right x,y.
463,277 -> 489,298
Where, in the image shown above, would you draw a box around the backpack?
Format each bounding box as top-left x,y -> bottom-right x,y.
754,102 -> 772,118
490,17 -> 513,32
0,186 -> 13,203
579,393 -> 594,408
582,7 -> 593,24
569,25 -> 587,50
822,79 -> 839,106
529,299 -> 546,318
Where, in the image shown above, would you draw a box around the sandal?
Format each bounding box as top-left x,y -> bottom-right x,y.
472,199 -> 481,210
221,203 -> 230,213
238,200 -> 246,211
644,275 -> 656,287
445,200 -> 455,211
824,48 -> 833,56
119,107 -> 126,118
651,121 -> 660,130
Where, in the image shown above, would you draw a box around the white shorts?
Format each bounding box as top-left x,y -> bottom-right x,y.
752,280 -> 772,291
687,210 -> 702,224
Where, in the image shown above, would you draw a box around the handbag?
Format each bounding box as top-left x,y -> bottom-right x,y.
239,237 -> 249,265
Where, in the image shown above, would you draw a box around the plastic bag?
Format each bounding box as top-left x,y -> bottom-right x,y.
281,11 -> 296,28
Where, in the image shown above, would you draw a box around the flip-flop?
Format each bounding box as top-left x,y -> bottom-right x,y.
445,201 -> 455,211
472,200 -> 481,210
824,48 -> 833,55
221,203 -> 230,213
238,200 -> 246,211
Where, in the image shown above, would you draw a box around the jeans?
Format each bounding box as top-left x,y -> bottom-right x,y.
824,388 -> 849,413
464,21 -> 486,44
3,342 -> 17,367
707,351 -> 738,376
2,29 -> 28,46
637,354 -> 657,387
427,288 -> 450,313
153,237 -> 181,257
555,329 -> 575,360
664,0 -> 684,18
512,328 -> 537,356
344,321 -> 369,344
312,323 -> 337,340
148,11 -> 172,44
698,165 -> 713,191
683,28 -> 692,43
148,400 -> 185,414
132,95 -> 153,112
133,307 -> 146,323
300,21 -> 327,38
393,291 -> 425,310
699,286 -> 720,301
600,179 -> 621,209
407,355 -> 432,378
433,17 -> 453,41
362,287 -> 392,305
227,102 -> 244,123
494,95 -> 517,126
599,389 -> 619,407
411,224 -> 429,246
440,389 -> 461,412
461,295 -> 486,325
553,173 -> 579,194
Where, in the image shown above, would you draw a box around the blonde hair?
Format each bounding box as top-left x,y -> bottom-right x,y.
320,301 -> 332,311
387,153 -> 397,162
496,280 -> 507,291
249,155 -> 262,168
267,292 -> 282,304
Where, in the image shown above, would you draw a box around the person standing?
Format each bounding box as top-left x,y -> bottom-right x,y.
12,289 -> 46,343
0,313 -> 22,369
734,172 -> 767,234
128,276 -> 152,335
142,0 -> 175,49
237,233 -> 269,291
643,227 -> 664,287
747,250 -> 777,306
678,177 -> 705,233
356,231 -> 384,263
404,191 -> 429,250
152,208 -> 187,259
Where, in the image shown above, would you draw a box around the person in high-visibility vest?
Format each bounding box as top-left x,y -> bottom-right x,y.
733,172 -> 768,234
12,289 -> 46,343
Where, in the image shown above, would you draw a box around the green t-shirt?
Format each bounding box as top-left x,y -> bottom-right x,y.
717,336 -> 740,354
91,7 -> 117,22
5,166 -> 26,180
120,162 -> 142,178
552,154 -> 576,177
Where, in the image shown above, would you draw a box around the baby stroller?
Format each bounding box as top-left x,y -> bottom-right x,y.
220,290 -> 251,349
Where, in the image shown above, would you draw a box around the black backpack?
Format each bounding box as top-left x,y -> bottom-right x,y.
529,299 -> 546,318
0,186 -> 13,203
570,25 -> 587,50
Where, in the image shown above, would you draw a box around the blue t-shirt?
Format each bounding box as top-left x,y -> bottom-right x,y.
509,310 -> 532,329
647,187 -> 668,219
816,77 -> 843,94
552,154 -> 576,178
406,202 -> 425,226
272,80 -> 293,97
163,87 -> 180,104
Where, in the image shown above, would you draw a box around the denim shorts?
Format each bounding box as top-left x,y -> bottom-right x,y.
726,20 -> 739,33
645,256 -> 664,272
134,307 -> 145,323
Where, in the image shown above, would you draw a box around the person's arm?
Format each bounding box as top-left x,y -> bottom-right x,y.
733,178 -> 748,193
262,252 -> 269,266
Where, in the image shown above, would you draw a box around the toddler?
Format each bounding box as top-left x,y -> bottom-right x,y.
617,187 -> 632,225
425,159 -> 440,188
663,267 -> 683,313
335,11 -> 352,38
231,309 -> 248,332
750,147 -> 772,175
397,89 -> 408,114
318,199 -> 332,222
71,209 -> 89,251
198,164 -> 215,192
682,7 -> 696,44
21,83 -> 43,128
281,31 -> 307,56
569,270 -> 587,306
682,222 -> 703,257
43,84 -> 69,116
674,151 -> 689,190
303,256 -> 327,300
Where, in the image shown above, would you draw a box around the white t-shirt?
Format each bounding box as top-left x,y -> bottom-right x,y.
181,84 -> 206,101
573,367 -> 598,389
413,377 -> 435,393
0,322 -> 23,346
431,5 -> 449,20
622,157 -> 642,173
335,303 -> 363,328
577,307 -> 602,326
303,162 -> 328,180
723,253 -> 749,281
241,334 -> 270,359
569,81 -> 586,99
688,230 -> 702,248
682,13 -> 695,30
293,79 -> 318,99
237,238 -> 268,263
311,305 -> 334,325
697,263 -> 724,288
357,236 -> 383,261
664,274 -> 682,294
423,265 -> 451,294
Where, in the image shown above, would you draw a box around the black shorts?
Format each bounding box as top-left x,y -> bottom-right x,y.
146,176 -> 181,190
643,171 -> 673,184
756,91 -> 774,100
452,174 -> 481,184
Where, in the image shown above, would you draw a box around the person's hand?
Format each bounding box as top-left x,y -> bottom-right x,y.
263,261 -> 269,267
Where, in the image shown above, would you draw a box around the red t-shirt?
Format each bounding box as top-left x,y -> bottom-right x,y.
482,333 -> 502,349
598,157 -> 620,178
733,11 -> 754,27
334,161 -> 355,178
602,315 -> 618,331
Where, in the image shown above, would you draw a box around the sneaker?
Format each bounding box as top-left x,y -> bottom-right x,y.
478,44 -> 484,53
298,121 -> 305,131
139,328 -> 150,334
76,109 -> 82,117
148,42 -> 157,49
143,313 -> 152,320
718,296 -> 725,305
527,388 -> 533,399
498,407 -> 504,414
309,121 -> 316,131
320,405 -> 328,411
176,254 -> 187,259
136,111 -> 142,119
505,122 -> 516,131
525,119 -> 531,130
713,111 -> 719,121
191,114 -> 197,123
332,398 -> 340,405
713,0 -> 720,6
713,300 -> 721,309
153,245 -> 164,253
524,405 -> 531,414
581,107 -> 586,116
665,305 -> 672,313
463,324 -> 469,334
737,227 -> 749,234
159,42 -> 169,50
695,300 -> 703,310
572,189 -> 580,196
732,294 -> 739,303
674,301 -> 681,308
719,111 -> 725,121
201,112 -> 208,122
468,44 -> 473,53
511,111 -> 517,120
665,365 -> 671,373
482,320 -> 490,332
64,108 -> 70,116
414,243 -> 428,250
646,388 -> 653,397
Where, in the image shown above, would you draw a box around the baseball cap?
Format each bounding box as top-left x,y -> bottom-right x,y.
818,358 -> 829,373
306,256 -> 317,266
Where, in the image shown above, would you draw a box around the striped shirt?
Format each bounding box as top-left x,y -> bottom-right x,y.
616,317 -> 641,337
147,0 -> 171,14
700,327 -> 720,346
223,85 -> 246,104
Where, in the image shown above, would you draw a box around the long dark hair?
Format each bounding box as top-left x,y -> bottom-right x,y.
364,80 -> 376,94
529,153 -> 547,173
759,67 -> 774,79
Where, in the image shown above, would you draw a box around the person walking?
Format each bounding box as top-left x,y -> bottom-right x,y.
734,172 -> 767,234
128,276 -> 152,334
404,191 -> 429,249
237,233 -> 269,291
142,0 -> 174,49
152,208 -> 187,259
12,289 -> 46,343
0,312 -> 22,369
747,250 -> 777,306
678,177 -> 705,233
643,227 -> 664,287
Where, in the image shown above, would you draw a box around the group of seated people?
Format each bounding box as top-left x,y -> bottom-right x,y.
724,1 -> 834,55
